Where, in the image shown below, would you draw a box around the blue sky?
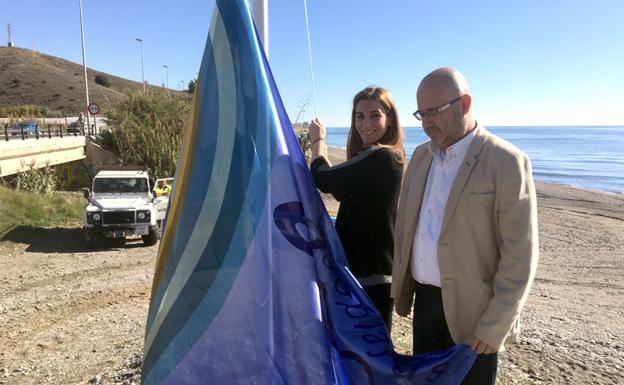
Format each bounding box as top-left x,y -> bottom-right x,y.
2,0 -> 623,127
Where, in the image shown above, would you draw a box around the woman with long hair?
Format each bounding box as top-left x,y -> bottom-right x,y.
308,86 -> 405,332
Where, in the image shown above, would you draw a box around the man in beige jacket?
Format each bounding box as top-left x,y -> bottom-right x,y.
391,67 -> 538,384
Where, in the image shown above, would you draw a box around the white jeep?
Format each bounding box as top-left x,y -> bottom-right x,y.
81,166 -> 171,248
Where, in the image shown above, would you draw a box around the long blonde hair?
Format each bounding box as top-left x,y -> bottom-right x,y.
346,86 -> 405,160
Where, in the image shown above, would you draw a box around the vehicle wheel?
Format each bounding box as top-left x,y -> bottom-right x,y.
142,228 -> 159,246
83,229 -> 99,249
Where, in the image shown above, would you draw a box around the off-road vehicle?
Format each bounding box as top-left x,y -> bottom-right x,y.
82,166 -> 170,248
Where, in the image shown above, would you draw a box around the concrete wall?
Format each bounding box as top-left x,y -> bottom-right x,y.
85,140 -> 118,170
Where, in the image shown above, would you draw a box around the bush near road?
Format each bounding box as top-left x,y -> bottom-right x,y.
0,185 -> 84,234
101,90 -> 190,178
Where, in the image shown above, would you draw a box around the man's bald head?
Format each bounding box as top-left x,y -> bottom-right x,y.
417,67 -> 470,103
416,67 -> 477,150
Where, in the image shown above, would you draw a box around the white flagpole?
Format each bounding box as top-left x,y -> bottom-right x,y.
302,0 -> 317,117
252,0 -> 269,58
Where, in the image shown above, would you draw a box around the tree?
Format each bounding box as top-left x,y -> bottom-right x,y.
95,75 -> 112,88
188,79 -> 196,94
102,91 -> 191,178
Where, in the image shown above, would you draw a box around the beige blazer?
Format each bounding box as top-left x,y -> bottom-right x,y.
391,126 -> 539,351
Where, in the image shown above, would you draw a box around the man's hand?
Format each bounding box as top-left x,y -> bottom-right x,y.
468,336 -> 497,354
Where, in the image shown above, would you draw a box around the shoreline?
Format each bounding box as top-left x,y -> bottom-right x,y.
320,145 -> 622,216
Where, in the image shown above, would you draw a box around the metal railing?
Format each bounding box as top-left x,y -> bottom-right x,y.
1,123 -> 99,141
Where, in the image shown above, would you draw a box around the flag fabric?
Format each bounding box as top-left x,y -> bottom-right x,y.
141,0 -> 476,384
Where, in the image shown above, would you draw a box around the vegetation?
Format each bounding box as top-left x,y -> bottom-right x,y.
95,74 -> 112,88
101,90 -> 191,178
187,79 -> 197,94
297,132 -> 311,160
13,166 -> 58,195
0,104 -> 46,118
0,185 -> 84,233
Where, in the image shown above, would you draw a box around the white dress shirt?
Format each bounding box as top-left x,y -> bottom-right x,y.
411,127 -> 479,287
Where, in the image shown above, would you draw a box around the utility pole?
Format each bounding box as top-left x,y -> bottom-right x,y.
78,0 -> 91,133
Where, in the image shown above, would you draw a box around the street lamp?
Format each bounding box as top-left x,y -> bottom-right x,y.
78,0 -> 91,133
135,37 -> 145,92
163,64 -> 169,88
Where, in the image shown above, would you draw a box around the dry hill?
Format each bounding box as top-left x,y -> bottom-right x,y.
0,47 -> 174,116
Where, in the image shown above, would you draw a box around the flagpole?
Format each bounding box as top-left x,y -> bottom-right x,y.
252,0 -> 268,58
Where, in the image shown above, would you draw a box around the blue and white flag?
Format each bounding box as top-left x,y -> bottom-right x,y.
141,0 -> 476,384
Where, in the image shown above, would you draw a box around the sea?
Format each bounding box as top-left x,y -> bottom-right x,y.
325,126 -> 624,194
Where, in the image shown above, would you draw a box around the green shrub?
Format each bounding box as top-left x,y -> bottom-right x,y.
95,74 -> 111,88
187,79 -> 196,94
103,90 -> 191,178
297,132 -> 311,160
0,104 -> 46,118
13,167 -> 58,195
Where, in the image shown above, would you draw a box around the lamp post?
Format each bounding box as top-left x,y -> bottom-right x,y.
78,0 -> 91,133
163,64 -> 169,88
135,37 -> 145,92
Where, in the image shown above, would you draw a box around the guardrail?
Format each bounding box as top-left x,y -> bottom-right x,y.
1,123 -> 100,141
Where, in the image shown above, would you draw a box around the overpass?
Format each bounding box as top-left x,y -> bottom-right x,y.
0,134 -> 87,177
0,118 -> 114,178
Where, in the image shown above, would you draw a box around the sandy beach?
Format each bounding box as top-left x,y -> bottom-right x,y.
0,146 -> 622,384
498,181 -> 624,384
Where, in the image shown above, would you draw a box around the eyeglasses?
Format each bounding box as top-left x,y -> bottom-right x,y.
413,95 -> 463,121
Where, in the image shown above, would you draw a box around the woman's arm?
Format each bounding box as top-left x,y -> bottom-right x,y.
308,117 -> 331,166
311,146 -> 400,204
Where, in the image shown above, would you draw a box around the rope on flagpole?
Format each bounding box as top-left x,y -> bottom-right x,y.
302,0 -> 318,117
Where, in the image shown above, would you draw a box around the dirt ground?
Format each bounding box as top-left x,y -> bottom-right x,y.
0,230 -> 150,385
1,181 -> 623,385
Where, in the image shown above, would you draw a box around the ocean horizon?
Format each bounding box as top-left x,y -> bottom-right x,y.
325,125 -> 624,194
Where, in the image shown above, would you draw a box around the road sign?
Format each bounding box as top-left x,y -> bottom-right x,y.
88,102 -> 100,115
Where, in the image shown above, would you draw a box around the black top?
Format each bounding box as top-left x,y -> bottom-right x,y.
310,147 -> 403,280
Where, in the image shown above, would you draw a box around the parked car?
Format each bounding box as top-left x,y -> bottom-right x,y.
67,122 -> 82,134
9,122 -> 39,137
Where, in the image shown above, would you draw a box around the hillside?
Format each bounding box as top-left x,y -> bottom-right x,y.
0,47 -> 175,116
